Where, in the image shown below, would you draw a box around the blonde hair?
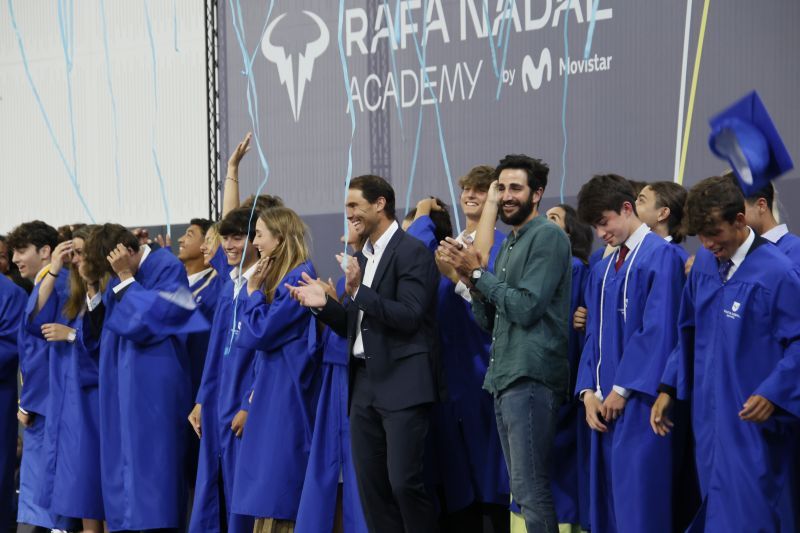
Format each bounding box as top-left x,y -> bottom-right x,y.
259,207 -> 310,302
64,225 -> 110,320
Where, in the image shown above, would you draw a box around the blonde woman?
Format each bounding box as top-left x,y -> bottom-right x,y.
230,207 -> 321,533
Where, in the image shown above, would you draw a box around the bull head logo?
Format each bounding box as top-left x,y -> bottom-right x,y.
261,11 -> 329,122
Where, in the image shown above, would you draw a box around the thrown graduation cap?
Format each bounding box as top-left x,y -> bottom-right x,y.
708,91 -> 793,196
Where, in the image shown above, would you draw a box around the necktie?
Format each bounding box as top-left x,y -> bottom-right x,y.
719,259 -> 733,283
614,245 -> 629,272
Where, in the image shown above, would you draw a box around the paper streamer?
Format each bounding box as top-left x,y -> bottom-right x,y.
673,0 -> 693,182
495,0 -> 515,100
98,0 -> 123,206
583,0 -> 600,59
225,0 -> 276,355
382,0 -> 405,140
57,0 -> 79,203
405,0 -> 462,235
143,0 -> 172,237
560,0 -> 573,203
7,0 -> 95,222
677,0 -> 711,185
172,0 -> 179,52
338,0 -> 357,266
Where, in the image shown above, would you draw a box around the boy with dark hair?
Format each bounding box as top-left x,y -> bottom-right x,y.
188,207 -> 260,533
575,174 -> 685,533
82,222 -> 208,532
652,175 -> 800,531
739,180 -> 800,264
7,220 -> 76,532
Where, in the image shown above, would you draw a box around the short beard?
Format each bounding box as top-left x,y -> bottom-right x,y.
499,193 -> 535,226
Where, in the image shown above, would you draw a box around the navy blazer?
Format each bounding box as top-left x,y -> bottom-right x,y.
318,227 -> 443,411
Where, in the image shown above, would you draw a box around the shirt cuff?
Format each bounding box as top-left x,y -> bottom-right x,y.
112,277 -> 135,294
612,385 -> 631,398
454,281 -> 473,303
86,293 -> 102,312
18,406 -> 29,415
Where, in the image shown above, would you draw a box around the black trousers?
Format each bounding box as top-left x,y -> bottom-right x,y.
349,366 -> 438,533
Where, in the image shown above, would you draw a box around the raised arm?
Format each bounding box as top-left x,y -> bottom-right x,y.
222,132 -> 252,218
473,180 -> 500,267
33,240 -> 72,316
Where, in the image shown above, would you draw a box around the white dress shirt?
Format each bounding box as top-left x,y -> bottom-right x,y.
188,267 -> 214,288
724,227 -> 755,282
230,261 -> 259,299
761,224 -> 789,245
352,221 -> 399,358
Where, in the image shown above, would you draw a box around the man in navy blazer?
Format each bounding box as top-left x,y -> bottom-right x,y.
288,175 -> 441,532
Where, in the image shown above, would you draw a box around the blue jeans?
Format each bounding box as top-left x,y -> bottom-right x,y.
495,379 -> 560,533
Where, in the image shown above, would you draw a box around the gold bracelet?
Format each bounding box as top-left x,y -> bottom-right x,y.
226,176 -> 238,182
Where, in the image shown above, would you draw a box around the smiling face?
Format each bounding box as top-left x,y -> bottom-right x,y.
346,188 -> 384,240
253,218 -> 281,258
697,212 -> 748,262
12,243 -> 50,280
591,204 -> 636,247
199,230 -> 220,267
178,224 -> 205,263
221,233 -> 249,266
497,168 -> 541,227
461,186 -> 488,220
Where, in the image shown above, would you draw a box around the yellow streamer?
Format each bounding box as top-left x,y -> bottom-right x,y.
677,0 -> 711,185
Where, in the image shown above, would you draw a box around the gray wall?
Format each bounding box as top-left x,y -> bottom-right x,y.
219,0 -> 800,279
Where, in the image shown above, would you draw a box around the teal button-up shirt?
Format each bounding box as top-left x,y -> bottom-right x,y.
472,215 -> 572,397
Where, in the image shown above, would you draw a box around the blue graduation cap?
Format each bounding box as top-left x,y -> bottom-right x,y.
708,91 -> 793,196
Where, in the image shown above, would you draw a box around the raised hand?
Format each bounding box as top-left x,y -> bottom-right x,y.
228,132 -> 252,169
49,240 -> 73,274
107,243 -> 134,280
336,253 -> 362,297
486,180 -> 501,204
247,256 -> 273,295
285,271 -> 327,308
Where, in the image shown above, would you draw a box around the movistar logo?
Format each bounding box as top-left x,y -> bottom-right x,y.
261,11 -> 330,122
521,48 -> 552,92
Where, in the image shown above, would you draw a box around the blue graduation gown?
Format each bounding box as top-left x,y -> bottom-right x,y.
661,240 -> 800,532
0,276 -> 25,530
549,256 -> 590,526
93,248 -> 209,531
670,240 -> 689,264
296,278 -> 368,533
575,231 -> 684,533
17,270 -> 76,530
588,246 -> 605,270
28,288 -> 103,520
185,260 -> 224,502
189,272 -> 256,533
406,216 -> 510,510
776,231 -> 800,265
231,261 -> 322,520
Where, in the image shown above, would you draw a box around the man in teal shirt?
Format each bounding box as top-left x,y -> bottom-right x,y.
439,154 -> 572,533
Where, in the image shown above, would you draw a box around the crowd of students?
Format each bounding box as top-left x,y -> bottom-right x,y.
0,132 -> 798,533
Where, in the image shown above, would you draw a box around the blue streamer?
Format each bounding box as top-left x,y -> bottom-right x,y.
338,0 -> 357,266
560,0 -> 573,203
98,0 -> 123,207
583,0 -> 600,60
404,0 -> 433,217
7,0 -> 95,222
382,0 -> 405,140
482,0 -> 501,78
495,0 -> 516,100
172,0 -> 179,52
405,0 -> 462,235
143,0 -> 172,237
393,0 -> 402,47
57,0 -> 78,197
224,0 -> 276,355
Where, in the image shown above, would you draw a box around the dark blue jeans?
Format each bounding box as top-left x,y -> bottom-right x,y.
494,378 -> 560,533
